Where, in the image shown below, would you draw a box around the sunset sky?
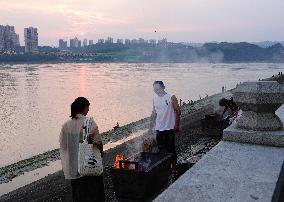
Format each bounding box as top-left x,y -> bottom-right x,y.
1,0 -> 284,46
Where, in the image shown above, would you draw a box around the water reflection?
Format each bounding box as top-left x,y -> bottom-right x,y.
79,65 -> 87,96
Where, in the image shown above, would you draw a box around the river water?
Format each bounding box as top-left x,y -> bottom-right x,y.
0,63 -> 282,166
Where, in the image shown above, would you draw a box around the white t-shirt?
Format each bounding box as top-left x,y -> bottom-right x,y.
153,93 -> 176,131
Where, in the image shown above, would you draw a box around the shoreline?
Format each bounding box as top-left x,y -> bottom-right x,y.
0,117 -> 150,184
1,61 -> 284,66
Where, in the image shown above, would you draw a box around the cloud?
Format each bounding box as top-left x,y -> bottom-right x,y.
1,2 -> 133,26
136,26 -> 193,33
1,0 -> 284,45
0,1 -> 135,44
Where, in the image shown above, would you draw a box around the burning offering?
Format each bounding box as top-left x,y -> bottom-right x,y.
114,154 -> 125,169
111,152 -> 172,201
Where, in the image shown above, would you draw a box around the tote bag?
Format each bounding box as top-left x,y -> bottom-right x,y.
78,117 -> 103,176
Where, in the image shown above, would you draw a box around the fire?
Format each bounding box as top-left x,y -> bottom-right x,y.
114,154 -> 125,169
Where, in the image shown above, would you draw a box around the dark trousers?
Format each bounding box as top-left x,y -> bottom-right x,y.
71,175 -> 105,202
156,129 -> 177,162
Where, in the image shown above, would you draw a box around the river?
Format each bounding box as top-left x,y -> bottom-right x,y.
0,63 -> 282,166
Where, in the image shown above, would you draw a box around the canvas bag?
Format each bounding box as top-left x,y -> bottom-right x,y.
78,117 -> 103,176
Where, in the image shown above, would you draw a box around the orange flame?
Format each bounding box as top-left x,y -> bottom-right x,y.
114,154 -> 125,169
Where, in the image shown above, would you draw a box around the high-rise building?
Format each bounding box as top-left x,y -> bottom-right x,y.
89,40 -> 94,45
58,39 -> 67,50
24,27 -> 38,52
138,38 -> 145,44
70,37 -> 81,48
125,39 -> 131,45
117,39 -> 123,44
83,39 -> 88,47
105,37 -> 113,44
70,38 -> 75,48
158,38 -> 167,45
149,39 -> 156,45
0,25 -> 20,51
98,39 -> 104,44
131,39 -> 138,44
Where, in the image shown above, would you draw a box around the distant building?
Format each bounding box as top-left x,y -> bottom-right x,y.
70,37 -> 81,48
89,40 -> 94,45
83,39 -> 88,47
158,38 -> 167,46
105,37 -> 113,44
117,39 -> 123,44
24,27 -> 38,52
149,39 -> 156,45
98,39 -> 104,44
138,38 -> 145,44
58,39 -> 67,50
78,40 -> 81,48
125,39 -> 131,45
70,39 -> 75,48
0,25 -> 20,51
131,39 -> 138,44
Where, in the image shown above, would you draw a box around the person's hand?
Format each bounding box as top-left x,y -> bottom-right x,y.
174,125 -> 180,134
148,125 -> 155,134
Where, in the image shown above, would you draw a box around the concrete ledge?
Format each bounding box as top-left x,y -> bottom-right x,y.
223,124 -> 284,147
154,141 -> 284,202
223,104 -> 284,147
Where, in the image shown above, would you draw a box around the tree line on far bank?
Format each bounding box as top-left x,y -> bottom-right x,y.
1,42 -> 284,63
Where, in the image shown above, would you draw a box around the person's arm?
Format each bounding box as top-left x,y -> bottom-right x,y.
59,125 -> 66,151
171,95 -> 181,133
221,107 -> 227,119
149,102 -> 157,131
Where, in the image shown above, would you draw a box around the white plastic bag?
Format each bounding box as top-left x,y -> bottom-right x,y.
78,118 -> 103,176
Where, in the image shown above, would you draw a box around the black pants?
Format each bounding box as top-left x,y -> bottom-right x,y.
156,129 -> 177,162
71,175 -> 105,202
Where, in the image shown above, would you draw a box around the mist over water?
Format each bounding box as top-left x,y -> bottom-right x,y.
0,63 -> 282,166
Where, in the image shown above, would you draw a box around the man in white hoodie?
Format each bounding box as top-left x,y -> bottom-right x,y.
149,81 -> 181,172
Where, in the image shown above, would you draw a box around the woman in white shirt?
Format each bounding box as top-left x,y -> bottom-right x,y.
59,97 -> 105,202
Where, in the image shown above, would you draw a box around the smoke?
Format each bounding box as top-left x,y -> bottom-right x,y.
210,94 -> 227,115
153,45 -> 225,63
123,129 -> 158,159
141,130 -> 158,152
208,50 -> 225,63
189,47 -> 224,63
125,134 -> 143,158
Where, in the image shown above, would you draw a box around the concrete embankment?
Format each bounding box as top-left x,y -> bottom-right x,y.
0,90 -> 232,201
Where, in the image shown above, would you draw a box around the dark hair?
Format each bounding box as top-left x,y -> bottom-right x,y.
70,97 -> 90,119
153,80 -> 165,88
219,98 -> 228,106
